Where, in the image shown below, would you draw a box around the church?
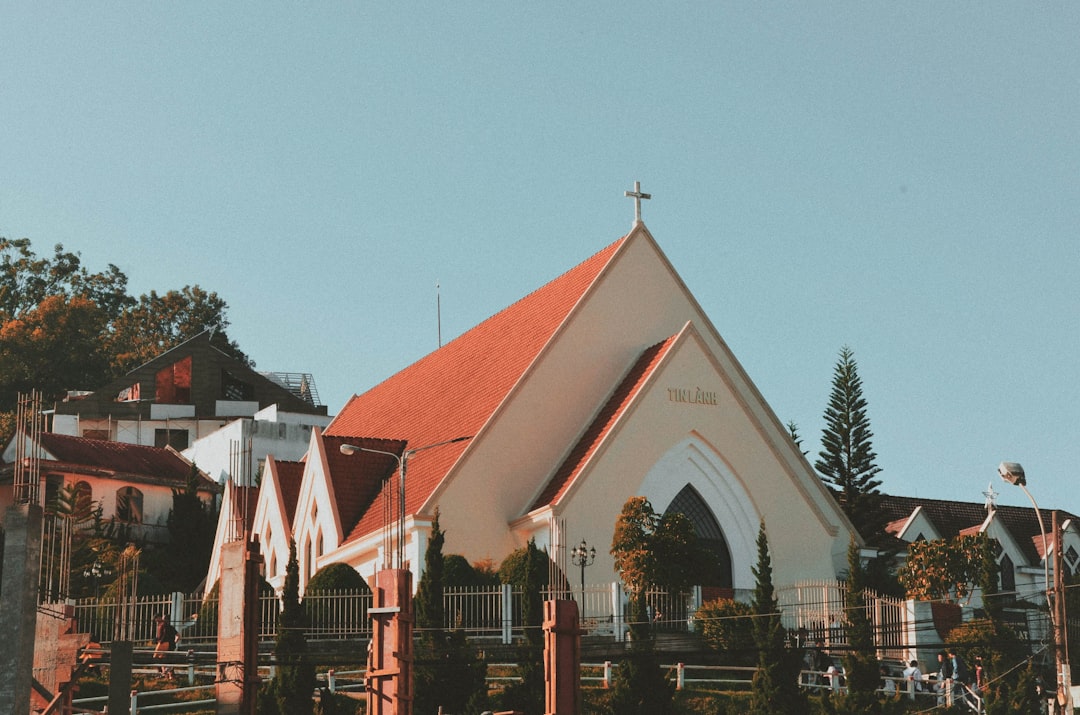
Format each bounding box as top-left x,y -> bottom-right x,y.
225,220 -> 858,595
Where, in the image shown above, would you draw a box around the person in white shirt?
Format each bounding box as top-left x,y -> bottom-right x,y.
902,659 -> 924,697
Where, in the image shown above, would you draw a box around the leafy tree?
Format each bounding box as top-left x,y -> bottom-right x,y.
815,346 -> 883,540
106,286 -> 248,373
413,509 -> 488,715
947,545 -> 1038,715
0,295 -> 111,407
0,237 -> 132,321
270,540 -> 315,715
897,533 -> 992,603
611,496 -> 704,639
305,562 -> 370,593
695,598 -> 756,665
748,522 -> 803,715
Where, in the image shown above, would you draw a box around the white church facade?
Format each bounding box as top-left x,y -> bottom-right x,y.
213,224 -> 859,595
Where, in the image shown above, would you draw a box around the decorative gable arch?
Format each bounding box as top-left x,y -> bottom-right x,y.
638,434 -> 760,591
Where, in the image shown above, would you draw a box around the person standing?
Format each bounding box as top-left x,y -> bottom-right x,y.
936,650 -> 954,706
902,659 -> 924,698
152,614 -> 179,679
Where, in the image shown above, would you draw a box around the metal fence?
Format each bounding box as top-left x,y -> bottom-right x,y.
63,579 -> 910,655
776,579 -> 906,660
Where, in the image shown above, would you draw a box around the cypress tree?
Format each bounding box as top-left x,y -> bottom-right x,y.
413,509 -> 488,714
272,539 -> 314,715
816,346 -> 883,540
838,537 -> 881,714
748,522 -> 803,715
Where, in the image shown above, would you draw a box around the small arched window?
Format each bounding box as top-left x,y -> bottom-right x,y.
73,481 -> 93,522
116,487 -> 143,524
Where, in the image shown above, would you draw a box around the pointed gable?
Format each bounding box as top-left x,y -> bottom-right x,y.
531,335 -> 678,511
320,435 -> 405,538
326,238 -> 626,542
273,459 -> 305,528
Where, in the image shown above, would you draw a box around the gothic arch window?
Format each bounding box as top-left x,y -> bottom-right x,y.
663,484 -> 733,589
73,481 -> 93,522
999,552 -> 1016,602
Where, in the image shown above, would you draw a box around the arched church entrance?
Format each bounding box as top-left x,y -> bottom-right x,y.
663,484 -> 733,592
639,435 -> 760,592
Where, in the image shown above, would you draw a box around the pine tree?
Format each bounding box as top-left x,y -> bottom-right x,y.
272,539 -> 314,715
748,522 -> 803,715
816,346 -> 883,540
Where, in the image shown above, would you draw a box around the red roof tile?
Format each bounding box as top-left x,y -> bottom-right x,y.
326,237 -> 627,543
321,435 -> 406,537
531,335 -> 677,511
36,432 -> 213,489
271,459 -> 305,528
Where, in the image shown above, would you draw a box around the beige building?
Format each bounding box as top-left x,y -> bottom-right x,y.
225,224 -> 858,594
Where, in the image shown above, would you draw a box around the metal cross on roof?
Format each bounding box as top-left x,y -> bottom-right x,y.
624,181 -> 651,227
983,482 -> 999,512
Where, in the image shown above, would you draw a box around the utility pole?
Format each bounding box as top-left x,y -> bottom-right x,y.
1053,510 -> 1073,715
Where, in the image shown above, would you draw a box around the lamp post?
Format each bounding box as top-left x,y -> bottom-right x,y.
340,436 -> 471,570
570,539 -> 596,616
999,461 -> 1072,714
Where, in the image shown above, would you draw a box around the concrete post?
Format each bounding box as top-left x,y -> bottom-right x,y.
366,568 -> 414,715
108,641 -> 134,715
216,538 -> 263,715
543,599 -> 582,715
0,502 -> 44,714
501,583 -> 514,645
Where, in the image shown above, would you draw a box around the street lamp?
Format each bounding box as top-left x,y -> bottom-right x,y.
340,436 -> 471,570
570,539 -> 596,615
999,461 -> 1072,714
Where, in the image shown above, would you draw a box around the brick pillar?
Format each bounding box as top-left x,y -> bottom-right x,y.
544,599 -> 583,715
367,568 -> 413,715
217,538 -> 263,715
0,502 -> 44,714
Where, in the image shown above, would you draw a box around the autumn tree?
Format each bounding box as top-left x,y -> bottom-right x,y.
0,235 -> 248,445
898,533 -> 993,603
815,346 -> 883,540
611,496 -> 704,638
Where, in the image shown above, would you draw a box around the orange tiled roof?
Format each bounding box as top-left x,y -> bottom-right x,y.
326,237 -> 627,544
531,335 -> 678,511
321,434 -> 407,537
271,459 -> 305,528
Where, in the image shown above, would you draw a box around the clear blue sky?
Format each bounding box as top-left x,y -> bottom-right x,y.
2,4 -> 1077,515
